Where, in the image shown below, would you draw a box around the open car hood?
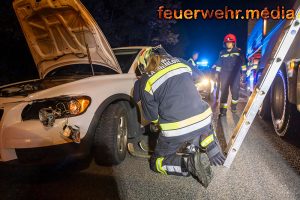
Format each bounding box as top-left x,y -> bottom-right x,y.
13,0 -> 121,78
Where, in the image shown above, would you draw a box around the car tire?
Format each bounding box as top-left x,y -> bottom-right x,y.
93,103 -> 128,165
207,91 -> 214,101
203,93 -> 210,101
207,81 -> 212,100
270,69 -> 298,137
202,81 -> 213,101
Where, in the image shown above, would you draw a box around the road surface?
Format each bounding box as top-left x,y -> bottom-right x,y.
0,94 -> 300,200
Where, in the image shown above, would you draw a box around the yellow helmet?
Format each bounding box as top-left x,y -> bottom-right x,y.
138,45 -> 168,74
138,47 -> 153,70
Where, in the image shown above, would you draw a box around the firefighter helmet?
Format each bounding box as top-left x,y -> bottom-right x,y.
138,45 -> 168,74
224,34 -> 237,43
138,47 -> 153,70
152,45 -> 169,56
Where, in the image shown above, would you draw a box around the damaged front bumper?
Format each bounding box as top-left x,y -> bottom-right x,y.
0,97 -> 90,164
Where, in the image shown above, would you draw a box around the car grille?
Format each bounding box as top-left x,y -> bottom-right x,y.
0,109 -> 3,121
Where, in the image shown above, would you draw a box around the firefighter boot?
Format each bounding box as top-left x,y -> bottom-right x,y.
184,152 -> 213,188
231,103 -> 237,113
219,108 -> 227,117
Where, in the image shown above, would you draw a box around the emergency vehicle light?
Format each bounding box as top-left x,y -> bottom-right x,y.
197,60 -> 209,67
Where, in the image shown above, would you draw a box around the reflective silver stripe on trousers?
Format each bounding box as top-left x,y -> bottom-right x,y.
163,165 -> 182,173
161,115 -> 212,137
151,68 -> 192,93
162,165 -> 189,176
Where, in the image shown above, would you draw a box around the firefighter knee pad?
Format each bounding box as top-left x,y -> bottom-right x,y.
150,155 -> 167,175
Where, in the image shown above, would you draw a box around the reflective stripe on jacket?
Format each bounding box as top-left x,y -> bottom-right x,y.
215,47 -> 246,72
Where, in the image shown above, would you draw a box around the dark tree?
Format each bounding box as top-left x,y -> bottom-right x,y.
83,0 -> 181,47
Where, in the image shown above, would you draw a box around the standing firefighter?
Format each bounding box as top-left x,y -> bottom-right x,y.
133,46 -> 225,187
187,51 -> 199,67
215,34 -> 246,116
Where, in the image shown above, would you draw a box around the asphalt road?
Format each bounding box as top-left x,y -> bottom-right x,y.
0,94 -> 300,200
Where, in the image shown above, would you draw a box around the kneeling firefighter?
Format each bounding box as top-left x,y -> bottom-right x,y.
133,46 -> 225,187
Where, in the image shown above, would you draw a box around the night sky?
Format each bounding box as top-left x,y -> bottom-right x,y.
174,0 -> 296,64
0,0 -> 297,85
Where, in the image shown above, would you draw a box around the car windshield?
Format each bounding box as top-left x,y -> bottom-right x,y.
45,64 -> 118,78
113,49 -> 141,73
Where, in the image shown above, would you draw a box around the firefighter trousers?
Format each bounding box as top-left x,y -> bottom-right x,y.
150,133 -> 202,176
220,70 -> 240,109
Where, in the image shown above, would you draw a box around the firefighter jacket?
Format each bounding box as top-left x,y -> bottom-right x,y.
134,56 -> 212,140
187,58 -> 197,67
214,47 -> 246,73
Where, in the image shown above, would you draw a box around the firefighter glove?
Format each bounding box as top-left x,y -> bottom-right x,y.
206,141 -> 225,166
201,133 -> 225,166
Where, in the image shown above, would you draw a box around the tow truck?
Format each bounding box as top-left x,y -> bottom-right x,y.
246,17 -> 300,138
224,3 -> 300,167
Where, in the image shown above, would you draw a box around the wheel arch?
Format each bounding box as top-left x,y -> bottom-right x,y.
282,61 -> 297,105
84,94 -> 141,144
270,63 -> 293,104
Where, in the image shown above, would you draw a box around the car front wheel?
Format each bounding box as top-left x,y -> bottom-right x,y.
93,103 -> 128,165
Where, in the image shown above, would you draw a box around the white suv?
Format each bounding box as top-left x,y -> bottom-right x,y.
0,0 -> 148,166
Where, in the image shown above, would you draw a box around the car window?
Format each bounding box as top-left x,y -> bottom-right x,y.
113,49 -> 141,73
45,64 -> 117,78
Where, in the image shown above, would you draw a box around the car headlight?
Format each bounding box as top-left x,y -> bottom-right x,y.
200,78 -> 210,86
69,99 -> 90,115
195,78 -> 210,90
22,96 -> 91,121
